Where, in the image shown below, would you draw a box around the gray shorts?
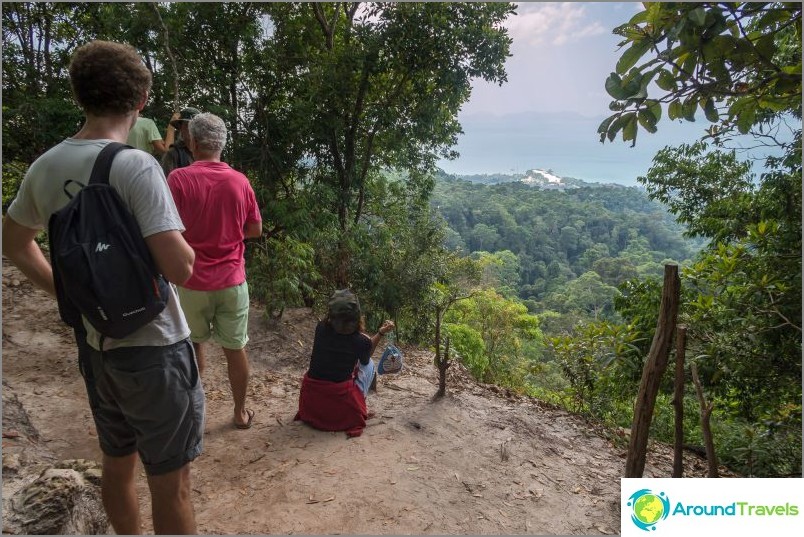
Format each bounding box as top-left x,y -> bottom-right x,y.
78,333 -> 205,476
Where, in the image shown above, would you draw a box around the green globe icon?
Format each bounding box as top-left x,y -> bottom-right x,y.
633,494 -> 665,525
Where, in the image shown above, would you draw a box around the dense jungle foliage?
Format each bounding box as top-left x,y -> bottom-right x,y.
2,2 -> 800,477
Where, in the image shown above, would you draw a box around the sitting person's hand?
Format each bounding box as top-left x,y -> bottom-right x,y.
379,320 -> 395,335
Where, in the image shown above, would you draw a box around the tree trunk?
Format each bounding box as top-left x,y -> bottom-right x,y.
334,239 -> 350,288
625,264 -> 680,478
691,362 -> 719,477
672,325 -> 687,477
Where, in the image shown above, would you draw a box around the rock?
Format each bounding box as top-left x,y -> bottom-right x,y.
5,459 -> 110,535
4,384 -> 108,534
2,453 -> 21,474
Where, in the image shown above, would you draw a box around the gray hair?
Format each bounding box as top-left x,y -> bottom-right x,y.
188,112 -> 227,153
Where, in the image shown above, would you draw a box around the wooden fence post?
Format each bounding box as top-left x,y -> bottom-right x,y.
672,326 -> 687,477
625,264 -> 681,478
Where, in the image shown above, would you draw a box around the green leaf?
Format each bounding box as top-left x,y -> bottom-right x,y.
606,114 -> 628,142
702,97 -> 719,122
774,77 -> 801,94
638,109 -> 658,133
613,23 -> 646,41
736,105 -> 756,134
672,51 -> 689,75
656,70 -> 676,91
704,35 -> 736,60
759,97 -> 790,112
621,70 -> 644,98
682,98 -> 697,121
667,17 -> 687,41
647,99 -> 662,122
668,100 -> 683,120
622,113 -> 637,145
755,8 -> 789,29
688,6 -> 707,27
754,34 -> 777,60
616,40 -> 651,74
628,10 -> 648,26
604,72 -> 630,99
681,51 -> 698,76
597,115 -> 615,135
644,2 -> 664,28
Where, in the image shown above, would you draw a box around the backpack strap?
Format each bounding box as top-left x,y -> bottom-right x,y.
88,142 -> 132,185
63,180 -> 86,200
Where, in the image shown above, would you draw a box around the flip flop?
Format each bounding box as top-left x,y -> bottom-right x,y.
235,409 -> 255,430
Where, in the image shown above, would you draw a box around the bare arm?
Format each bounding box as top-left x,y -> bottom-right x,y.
164,112 -> 180,148
151,139 -> 167,156
143,229 -> 195,285
1,215 -> 56,296
244,220 -> 262,239
368,320 -> 395,355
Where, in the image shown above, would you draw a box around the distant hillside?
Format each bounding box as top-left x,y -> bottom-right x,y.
450,168 -> 633,190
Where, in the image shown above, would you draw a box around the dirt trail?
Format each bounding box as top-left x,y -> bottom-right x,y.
2,260 -> 720,535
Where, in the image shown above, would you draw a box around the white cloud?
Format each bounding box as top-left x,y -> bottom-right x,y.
506,2 -> 607,47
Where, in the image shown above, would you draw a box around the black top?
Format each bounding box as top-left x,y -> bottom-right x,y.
308,321 -> 372,383
160,140 -> 193,177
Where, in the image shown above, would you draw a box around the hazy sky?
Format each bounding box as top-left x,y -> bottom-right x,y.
462,2 -> 631,117
437,2 -> 768,185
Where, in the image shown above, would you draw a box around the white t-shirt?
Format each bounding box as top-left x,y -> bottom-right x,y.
7,138 -> 191,351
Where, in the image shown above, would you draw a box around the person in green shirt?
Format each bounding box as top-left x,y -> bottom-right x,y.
126,116 -> 166,156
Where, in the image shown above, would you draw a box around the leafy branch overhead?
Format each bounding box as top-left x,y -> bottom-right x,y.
599,2 -> 802,146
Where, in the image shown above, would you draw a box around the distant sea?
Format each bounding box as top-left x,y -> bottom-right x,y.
437,111 -> 786,186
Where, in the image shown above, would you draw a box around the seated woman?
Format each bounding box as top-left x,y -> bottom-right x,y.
295,289 -> 394,437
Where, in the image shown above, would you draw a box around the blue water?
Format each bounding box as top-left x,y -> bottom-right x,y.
438,111 -> 787,186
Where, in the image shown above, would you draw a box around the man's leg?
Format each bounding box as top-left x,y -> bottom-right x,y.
193,341 -> 206,376
147,463 -> 197,535
80,333 -> 143,535
101,452 -> 142,535
223,346 -> 251,427
176,286 -> 212,376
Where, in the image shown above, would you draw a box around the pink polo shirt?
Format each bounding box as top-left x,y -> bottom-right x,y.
167,161 -> 261,291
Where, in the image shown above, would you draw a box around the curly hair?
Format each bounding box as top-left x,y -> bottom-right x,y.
189,113 -> 228,154
68,40 -> 152,116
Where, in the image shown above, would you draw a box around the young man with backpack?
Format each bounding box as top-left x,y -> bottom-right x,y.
2,40 -> 203,535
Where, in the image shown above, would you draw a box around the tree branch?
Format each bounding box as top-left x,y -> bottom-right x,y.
312,3 -> 335,50
150,2 -> 180,111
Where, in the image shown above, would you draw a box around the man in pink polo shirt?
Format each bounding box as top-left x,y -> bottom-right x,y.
167,112 -> 262,430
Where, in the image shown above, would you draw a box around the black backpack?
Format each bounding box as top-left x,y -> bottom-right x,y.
48,142 -> 170,341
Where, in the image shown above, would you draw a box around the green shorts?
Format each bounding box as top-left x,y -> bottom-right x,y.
177,282 -> 250,350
